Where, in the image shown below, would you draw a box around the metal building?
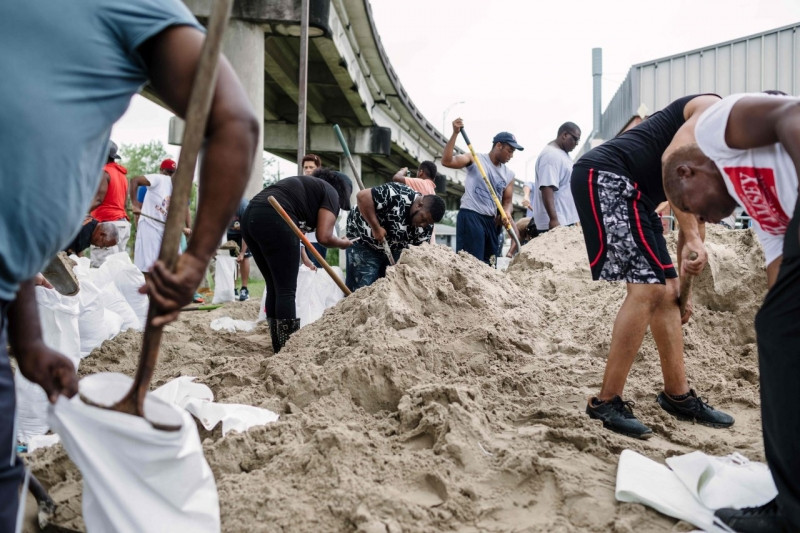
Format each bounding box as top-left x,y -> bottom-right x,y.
587,21 -> 800,150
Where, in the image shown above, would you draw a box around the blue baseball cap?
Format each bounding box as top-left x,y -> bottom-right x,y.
492,132 -> 524,151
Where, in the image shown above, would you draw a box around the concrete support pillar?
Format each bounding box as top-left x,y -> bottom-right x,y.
222,20 -> 264,200
340,154 -> 362,201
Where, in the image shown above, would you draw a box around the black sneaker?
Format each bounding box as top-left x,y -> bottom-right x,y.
656,389 -> 734,428
239,287 -> 249,302
586,396 -> 653,439
715,498 -> 795,532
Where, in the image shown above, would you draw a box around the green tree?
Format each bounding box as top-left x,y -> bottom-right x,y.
120,140 -> 170,177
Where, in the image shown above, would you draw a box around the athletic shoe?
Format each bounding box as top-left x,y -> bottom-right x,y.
239,287 -> 249,302
656,389 -> 734,428
234,288 -> 239,297
192,293 -> 204,304
715,499 -> 795,532
586,396 -> 653,439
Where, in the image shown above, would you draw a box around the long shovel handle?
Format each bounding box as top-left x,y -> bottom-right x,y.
459,127 -> 523,255
114,0 -> 234,426
679,251 -> 699,317
333,124 -> 366,191
268,196 -> 352,297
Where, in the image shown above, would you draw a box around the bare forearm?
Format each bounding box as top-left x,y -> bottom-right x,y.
7,281 -> 45,355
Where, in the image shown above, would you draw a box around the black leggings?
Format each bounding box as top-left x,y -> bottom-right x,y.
241,203 -> 300,319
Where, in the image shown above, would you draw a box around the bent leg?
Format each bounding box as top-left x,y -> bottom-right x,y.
598,283 -> 665,401
649,277 -> 689,396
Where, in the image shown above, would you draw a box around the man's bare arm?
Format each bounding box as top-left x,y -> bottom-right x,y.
90,171 -> 110,212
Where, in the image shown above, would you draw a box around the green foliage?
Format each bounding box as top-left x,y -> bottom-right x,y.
327,248 -> 339,266
263,155 -> 283,188
120,140 -> 170,177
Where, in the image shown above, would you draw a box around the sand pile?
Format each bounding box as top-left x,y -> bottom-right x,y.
28,224 -> 768,532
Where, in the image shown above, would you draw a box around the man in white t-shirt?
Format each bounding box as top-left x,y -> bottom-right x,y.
130,159 -> 192,273
530,122 -> 581,234
662,93 -> 800,533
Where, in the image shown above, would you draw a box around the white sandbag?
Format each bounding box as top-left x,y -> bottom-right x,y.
295,265 -> 345,327
103,309 -> 124,341
153,376 -> 279,436
616,449 -> 776,532
210,317 -> 257,333
212,255 -> 236,304
76,279 -> 111,357
615,450 -> 724,532
17,288 -> 81,443
105,253 -> 149,328
666,451 -> 777,510
99,283 -> 139,332
26,434 -> 61,454
49,373 -> 220,533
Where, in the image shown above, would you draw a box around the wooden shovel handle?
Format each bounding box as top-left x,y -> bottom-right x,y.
678,251 -> 699,317
267,196 -> 352,297
112,0 -> 234,425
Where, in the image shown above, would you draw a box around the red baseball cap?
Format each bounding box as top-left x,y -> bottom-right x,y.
160,159 -> 177,171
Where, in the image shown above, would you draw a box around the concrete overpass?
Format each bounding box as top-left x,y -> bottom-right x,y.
164,0 -> 526,213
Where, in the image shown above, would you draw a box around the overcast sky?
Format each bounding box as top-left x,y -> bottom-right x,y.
112,0 -> 800,180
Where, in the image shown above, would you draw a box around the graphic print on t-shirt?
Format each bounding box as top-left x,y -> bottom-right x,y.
724,166 -> 790,235
472,175 -> 505,206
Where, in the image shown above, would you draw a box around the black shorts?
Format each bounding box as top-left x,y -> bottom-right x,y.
226,233 -> 252,258
570,166 -> 676,284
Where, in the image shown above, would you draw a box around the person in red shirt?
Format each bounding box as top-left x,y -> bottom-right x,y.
89,140 -> 130,266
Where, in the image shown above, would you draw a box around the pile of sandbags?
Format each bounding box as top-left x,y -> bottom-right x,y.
16,252 -> 149,443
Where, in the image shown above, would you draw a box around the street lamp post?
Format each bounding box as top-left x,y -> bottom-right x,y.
442,101 -> 466,135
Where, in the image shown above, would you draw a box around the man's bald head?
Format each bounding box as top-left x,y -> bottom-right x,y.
92,222 -> 119,249
662,143 -> 738,223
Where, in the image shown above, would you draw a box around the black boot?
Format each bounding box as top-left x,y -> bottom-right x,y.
267,318 -> 280,354
273,318 -> 300,353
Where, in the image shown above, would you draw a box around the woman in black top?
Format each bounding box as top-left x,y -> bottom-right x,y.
241,169 -> 352,352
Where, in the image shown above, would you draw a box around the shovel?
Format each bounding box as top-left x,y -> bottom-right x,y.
267,195 -> 351,296
40,252 -> 80,296
459,126 -> 523,255
679,251 -> 699,318
80,0 -> 234,431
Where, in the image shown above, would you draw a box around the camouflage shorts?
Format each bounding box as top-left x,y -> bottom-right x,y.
572,167 -> 676,284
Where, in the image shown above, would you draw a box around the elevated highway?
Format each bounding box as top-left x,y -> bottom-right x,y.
167,0 -> 526,212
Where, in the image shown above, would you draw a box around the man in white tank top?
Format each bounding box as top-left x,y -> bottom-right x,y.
663,92 -> 800,533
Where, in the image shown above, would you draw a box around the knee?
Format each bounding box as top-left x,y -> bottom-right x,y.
630,284 -> 667,311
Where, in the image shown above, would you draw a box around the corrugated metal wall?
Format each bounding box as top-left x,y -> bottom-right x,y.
595,22 -> 800,144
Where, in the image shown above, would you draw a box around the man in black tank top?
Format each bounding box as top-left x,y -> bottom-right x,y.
569,94 -> 734,439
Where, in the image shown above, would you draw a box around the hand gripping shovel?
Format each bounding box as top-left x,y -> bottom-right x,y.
80,0 -> 234,431
459,127 -> 523,255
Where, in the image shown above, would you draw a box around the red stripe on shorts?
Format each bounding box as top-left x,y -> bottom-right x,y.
588,168 -> 605,267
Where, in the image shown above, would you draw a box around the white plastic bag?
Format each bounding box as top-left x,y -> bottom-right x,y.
153,376 -> 279,436
99,283 -> 139,332
210,317 -> 257,333
212,255 -> 236,304
295,266 -> 346,327
17,287 -> 81,443
104,253 -> 148,329
49,373 -> 220,533
76,279 -> 114,357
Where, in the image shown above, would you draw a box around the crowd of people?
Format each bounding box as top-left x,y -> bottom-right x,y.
0,0 -> 797,529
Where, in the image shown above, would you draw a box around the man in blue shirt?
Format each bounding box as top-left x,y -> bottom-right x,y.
0,1 -> 259,528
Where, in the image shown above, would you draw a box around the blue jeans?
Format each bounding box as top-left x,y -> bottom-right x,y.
456,209 -> 499,265
309,242 -> 327,268
0,300 -> 25,532
346,242 -> 398,291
